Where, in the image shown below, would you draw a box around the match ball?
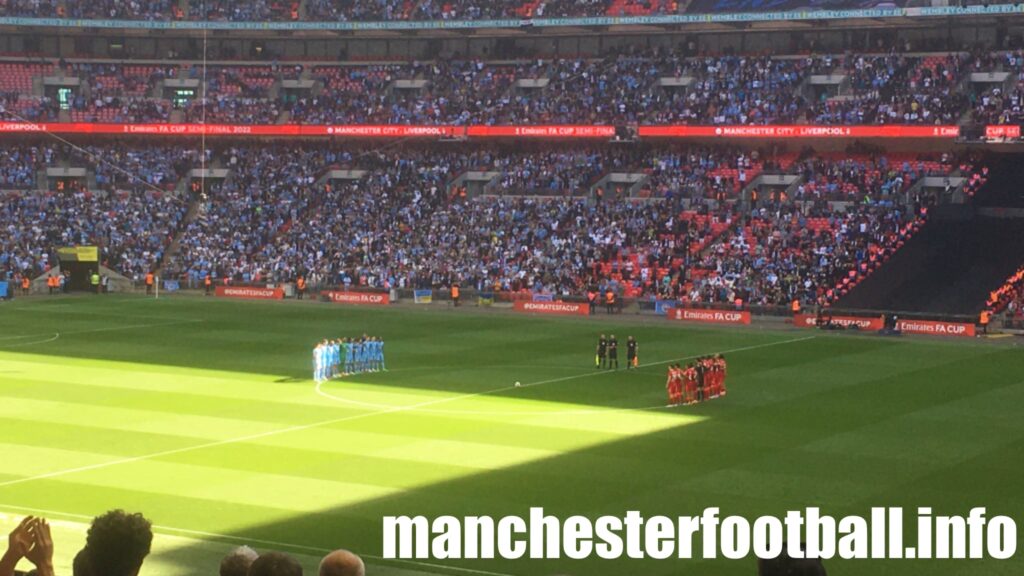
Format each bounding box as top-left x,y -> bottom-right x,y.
515,381 -> 521,387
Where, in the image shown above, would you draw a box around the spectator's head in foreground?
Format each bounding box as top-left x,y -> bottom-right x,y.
249,551 -> 303,576
319,549 -> 365,576
72,548 -> 93,576
758,547 -> 827,575
221,546 -> 260,576
81,510 -> 153,576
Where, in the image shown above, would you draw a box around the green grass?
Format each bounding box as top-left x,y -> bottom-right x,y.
0,294 -> 1022,576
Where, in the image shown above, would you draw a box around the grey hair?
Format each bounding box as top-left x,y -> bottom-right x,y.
220,546 -> 259,576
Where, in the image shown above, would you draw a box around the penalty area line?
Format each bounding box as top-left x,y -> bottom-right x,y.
0,319 -> 205,349
0,504 -> 514,576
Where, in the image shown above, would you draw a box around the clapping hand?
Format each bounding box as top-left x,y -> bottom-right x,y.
1,517 -> 54,576
25,519 -> 53,576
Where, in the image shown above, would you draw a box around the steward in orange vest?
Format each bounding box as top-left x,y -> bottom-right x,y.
605,290 -> 616,314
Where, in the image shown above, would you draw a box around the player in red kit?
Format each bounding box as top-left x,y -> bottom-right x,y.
665,364 -> 681,406
717,354 -> 728,396
706,356 -> 719,398
683,363 -> 698,405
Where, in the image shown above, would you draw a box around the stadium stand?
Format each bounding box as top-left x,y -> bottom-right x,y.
2,7 -> 1024,576
2,138 -> 973,309
0,51 -> 1009,126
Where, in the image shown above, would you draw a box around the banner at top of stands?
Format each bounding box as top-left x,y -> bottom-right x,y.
0,122 -> 962,139
0,4 -> 1019,31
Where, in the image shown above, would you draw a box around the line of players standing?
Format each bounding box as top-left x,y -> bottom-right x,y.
666,355 -> 727,406
313,336 -> 386,383
595,334 -> 638,369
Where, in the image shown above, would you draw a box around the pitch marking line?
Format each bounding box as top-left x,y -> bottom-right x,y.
315,335 -> 819,416
0,319 -> 205,349
0,333 -> 61,347
0,504 -> 513,576
0,335 -> 814,490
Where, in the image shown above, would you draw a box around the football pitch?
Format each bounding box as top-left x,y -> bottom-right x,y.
0,294 -> 1022,576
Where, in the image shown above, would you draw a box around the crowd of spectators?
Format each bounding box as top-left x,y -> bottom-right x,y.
970,50 -> 1024,126
284,49 -> 984,126
65,0 -> 179,20
684,201 -> 925,306
73,143 -> 204,192
0,144 -> 53,189
155,143 -> 966,308
171,145 -> 329,283
0,94 -> 60,122
0,141 -> 974,308
643,148 -> 771,200
0,186 -> 187,280
0,142 -> 197,281
788,153 -> 953,201
0,0 -> 60,18
0,50 -> 1010,126
306,0 -> 532,21
6,0 -> 1011,21
646,55 -> 811,125
987,266 -> 1024,324
812,54 -> 970,125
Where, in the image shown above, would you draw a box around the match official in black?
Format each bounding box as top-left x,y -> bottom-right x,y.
607,334 -> 619,370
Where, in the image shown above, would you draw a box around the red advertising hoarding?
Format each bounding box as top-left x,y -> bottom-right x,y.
896,319 -> 975,337
321,290 -> 390,306
793,313 -> 883,330
639,125 -> 960,139
216,286 -> 285,300
0,122 -> 961,140
667,308 -> 751,325
466,125 -> 617,138
513,301 -> 590,316
985,125 -> 1021,140
0,122 -> 459,137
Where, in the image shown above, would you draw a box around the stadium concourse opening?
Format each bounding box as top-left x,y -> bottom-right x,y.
53,247 -> 100,292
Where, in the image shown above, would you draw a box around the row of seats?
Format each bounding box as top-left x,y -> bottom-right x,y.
1,51 -> 1019,126
0,143 -> 973,308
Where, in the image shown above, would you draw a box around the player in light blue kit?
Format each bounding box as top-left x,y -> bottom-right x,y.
313,340 -> 325,383
355,338 -> 366,373
328,339 -> 339,379
371,337 -> 384,371
344,337 -> 355,375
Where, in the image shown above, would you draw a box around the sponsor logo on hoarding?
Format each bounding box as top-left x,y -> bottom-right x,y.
667,308 -> 751,325
985,125 -> 1021,140
216,286 -> 284,300
793,313 -> 882,330
322,291 -> 389,305
514,301 -> 590,315
896,319 -> 975,337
